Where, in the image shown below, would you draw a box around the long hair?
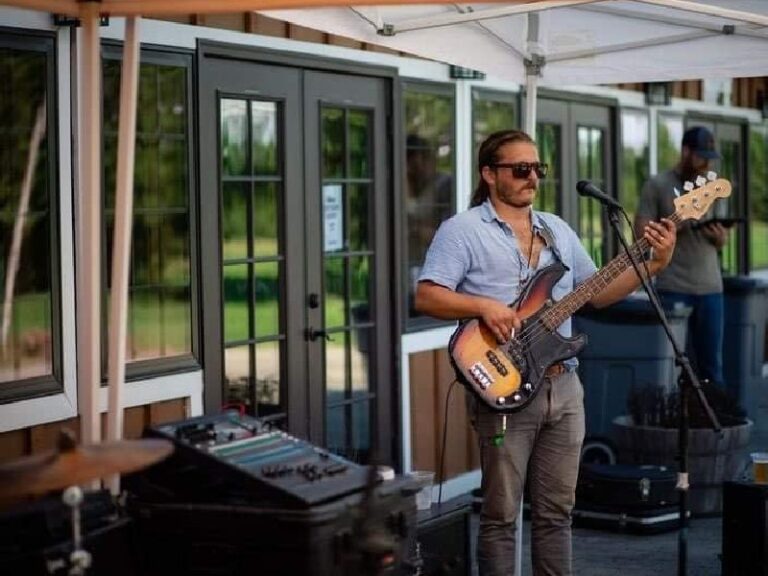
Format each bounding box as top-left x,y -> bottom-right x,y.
470,129 -> 535,207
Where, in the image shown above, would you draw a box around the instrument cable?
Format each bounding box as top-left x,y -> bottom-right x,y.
437,378 -> 460,508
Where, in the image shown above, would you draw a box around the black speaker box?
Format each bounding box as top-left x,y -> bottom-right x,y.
722,481 -> 768,576
415,498 -> 472,576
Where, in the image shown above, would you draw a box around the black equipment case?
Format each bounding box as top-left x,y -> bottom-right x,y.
574,463 -> 681,533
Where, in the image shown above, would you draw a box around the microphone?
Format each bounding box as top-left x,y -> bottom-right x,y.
576,180 -> 623,210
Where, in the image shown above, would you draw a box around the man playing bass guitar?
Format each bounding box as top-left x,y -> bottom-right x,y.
415,129 -> 677,576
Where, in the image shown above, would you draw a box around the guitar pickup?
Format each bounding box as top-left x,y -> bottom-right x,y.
485,350 -> 509,376
469,362 -> 494,389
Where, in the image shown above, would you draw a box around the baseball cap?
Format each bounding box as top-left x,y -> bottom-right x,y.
682,126 -> 721,160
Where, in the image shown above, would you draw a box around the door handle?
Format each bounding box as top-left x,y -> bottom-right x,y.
307,327 -> 333,342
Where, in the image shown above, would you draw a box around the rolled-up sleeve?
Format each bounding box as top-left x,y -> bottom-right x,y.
418,219 -> 470,291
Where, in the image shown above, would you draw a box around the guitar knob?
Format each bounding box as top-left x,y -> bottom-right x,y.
683,181 -> 694,192
496,396 -> 506,406
513,393 -> 522,403
695,175 -> 707,187
523,383 -> 533,392
706,171 -> 717,181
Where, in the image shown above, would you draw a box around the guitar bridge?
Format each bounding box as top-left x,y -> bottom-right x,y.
469,362 -> 494,389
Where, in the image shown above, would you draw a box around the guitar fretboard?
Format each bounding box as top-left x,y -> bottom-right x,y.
540,212 -> 684,330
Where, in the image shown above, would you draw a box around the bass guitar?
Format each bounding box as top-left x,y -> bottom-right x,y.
448,177 -> 731,413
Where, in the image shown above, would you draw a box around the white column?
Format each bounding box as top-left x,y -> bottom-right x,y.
78,2 -> 102,446
107,16 -> 141,494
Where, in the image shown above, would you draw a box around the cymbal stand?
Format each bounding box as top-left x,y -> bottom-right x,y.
62,486 -> 92,576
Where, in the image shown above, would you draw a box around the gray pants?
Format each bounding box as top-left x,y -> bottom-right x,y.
471,371 -> 585,576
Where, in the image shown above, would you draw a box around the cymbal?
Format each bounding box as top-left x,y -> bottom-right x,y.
0,436 -> 173,499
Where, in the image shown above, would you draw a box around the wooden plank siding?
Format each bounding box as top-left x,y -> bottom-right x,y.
157,12 -> 402,55
410,348 -> 480,481
0,398 -> 188,465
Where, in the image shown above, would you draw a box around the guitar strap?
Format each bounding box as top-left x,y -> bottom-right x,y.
536,215 -> 566,267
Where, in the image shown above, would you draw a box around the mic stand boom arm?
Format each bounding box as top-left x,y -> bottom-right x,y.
604,203 -> 721,576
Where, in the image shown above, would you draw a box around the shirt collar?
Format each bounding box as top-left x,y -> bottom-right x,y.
480,199 -> 543,232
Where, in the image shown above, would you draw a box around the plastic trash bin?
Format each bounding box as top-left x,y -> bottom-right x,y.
723,276 -> 768,416
573,294 -> 691,441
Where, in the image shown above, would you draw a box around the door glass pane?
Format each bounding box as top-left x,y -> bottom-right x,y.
326,331 -> 348,401
251,101 -> 278,175
254,182 -> 279,258
129,288 -> 161,360
224,345 -> 251,408
352,400 -> 371,458
158,138 -> 187,208
351,327 -> 370,396
221,99 -> 248,177
164,285 -> 192,356
223,263 -> 249,342
322,108 -> 344,179
620,110 -> 650,238
158,65 -> 186,134
577,126 -> 606,266
255,340 -> 281,411
222,181 -> 248,260
657,114 -> 684,173
326,405 -> 346,456
535,123 -> 560,214
324,256 -> 345,329
719,139 -> 740,275
349,256 -> 370,311
254,261 -> 280,338
349,110 -> 371,179
349,183 -> 369,252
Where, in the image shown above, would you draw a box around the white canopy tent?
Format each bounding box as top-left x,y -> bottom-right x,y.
261,0 -> 768,133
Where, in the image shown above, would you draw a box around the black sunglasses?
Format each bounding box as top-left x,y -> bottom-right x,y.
492,162 -> 549,179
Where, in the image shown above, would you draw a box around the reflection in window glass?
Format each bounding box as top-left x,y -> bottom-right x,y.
577,126 -> 606,266
535,124 -> 560,214
472,90 -> 517,186
620,110 -> 650,239
404,86 -> 455,324
719,139 -> 741,275
657,114 -> 684,173
220,96 -> 285,419
749,124 -> 768,272
0,44 -> 55,386
103,56 -> 193,365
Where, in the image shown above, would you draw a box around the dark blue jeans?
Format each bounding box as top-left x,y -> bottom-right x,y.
658,290 -> 724,388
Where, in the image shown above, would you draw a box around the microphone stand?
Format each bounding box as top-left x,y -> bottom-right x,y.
603,203 -> 721,576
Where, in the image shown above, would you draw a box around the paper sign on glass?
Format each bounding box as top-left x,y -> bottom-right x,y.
323,184 -> 343,252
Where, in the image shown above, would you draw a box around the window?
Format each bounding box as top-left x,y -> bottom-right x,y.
577,126 -> 606,266
472,89 -> 517,187
404,83 -> 455,327
535,124 -> 561,214
620,109 -> 650,238
0,33 -> 59,401
102,48 -> 196,376
749,123 -> 768,272
657,114 -> 684,173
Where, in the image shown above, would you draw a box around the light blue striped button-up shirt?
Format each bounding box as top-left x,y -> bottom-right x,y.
418,200 -> 597,342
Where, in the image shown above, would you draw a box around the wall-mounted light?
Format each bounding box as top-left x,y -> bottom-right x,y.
645,82 -> 672,106
449,66 -> 486,81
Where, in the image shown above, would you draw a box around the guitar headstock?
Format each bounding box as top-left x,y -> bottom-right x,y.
673,176 -> 731,222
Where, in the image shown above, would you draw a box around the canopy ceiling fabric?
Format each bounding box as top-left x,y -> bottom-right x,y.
259,0 -> 768,86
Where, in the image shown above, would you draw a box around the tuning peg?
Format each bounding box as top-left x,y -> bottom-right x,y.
707,171 -> 718,181
695,175 -> 707,187
683,181 -> 694,192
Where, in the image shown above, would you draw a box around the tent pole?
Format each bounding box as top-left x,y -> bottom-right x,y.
78,2 -> 102,450
106,16 -> 141,495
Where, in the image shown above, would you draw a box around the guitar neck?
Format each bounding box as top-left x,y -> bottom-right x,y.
542,213 -> 684,328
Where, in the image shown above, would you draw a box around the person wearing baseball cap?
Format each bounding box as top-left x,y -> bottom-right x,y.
635,125 -> 729,391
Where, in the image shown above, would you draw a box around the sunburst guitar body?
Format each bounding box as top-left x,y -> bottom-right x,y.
448,177 -> 732,413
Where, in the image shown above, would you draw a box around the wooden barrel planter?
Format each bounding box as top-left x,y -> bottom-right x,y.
612,415 -> 753,515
